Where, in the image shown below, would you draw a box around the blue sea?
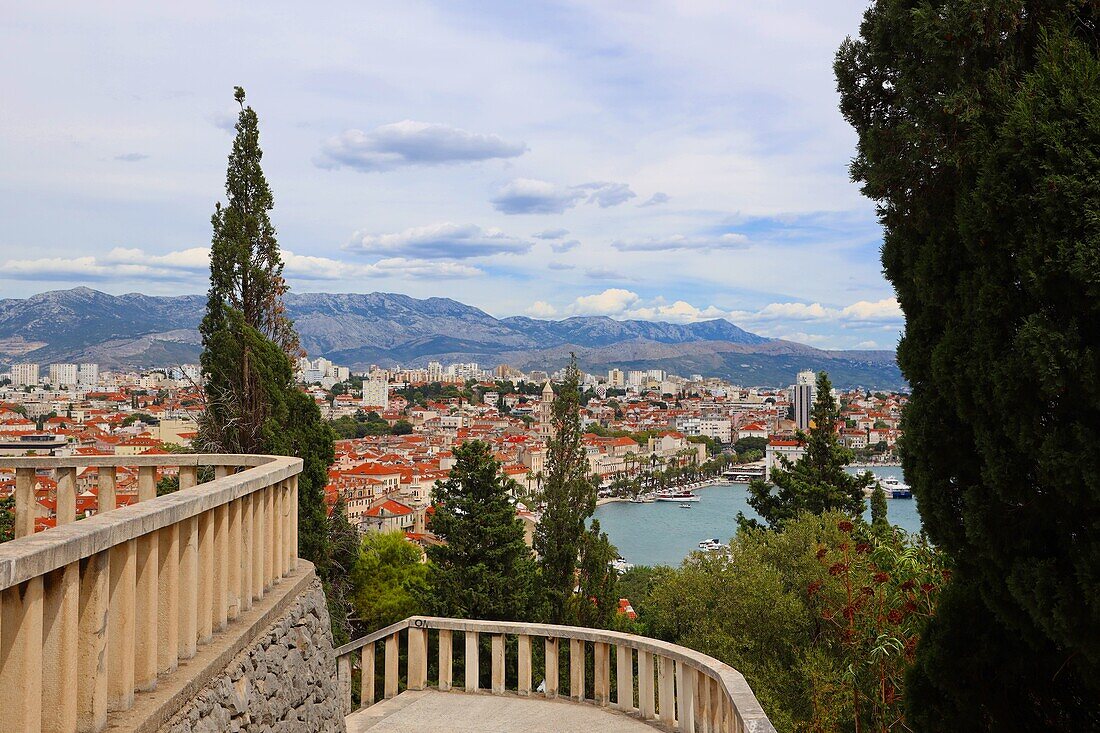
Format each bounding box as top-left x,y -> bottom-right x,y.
592,466 -> 922,567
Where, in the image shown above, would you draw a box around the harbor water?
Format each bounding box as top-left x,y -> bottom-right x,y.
592,466 -> 922,568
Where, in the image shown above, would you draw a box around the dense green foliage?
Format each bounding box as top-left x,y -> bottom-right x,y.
534,357 -> 598,622
741,372 -> 874,531
196,87 -> 345,637
0,493 -> 14,543
567,519 -> 619,628
351,531 -> 428,630
869,482 -> 888,532
635,513 -> 945,732
837,4 -> 1100,728
425,441 -> 539,621
330,411 -> 396,439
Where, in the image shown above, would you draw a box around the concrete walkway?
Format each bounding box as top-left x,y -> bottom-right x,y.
346,689 -> 661,733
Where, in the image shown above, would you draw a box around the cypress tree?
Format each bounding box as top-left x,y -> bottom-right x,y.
425,440 -> 538,621
837,6 -> 1100,728
197,87 -> 342,634
568,519 -> 619,629
869,482 -> 888,532
534,356 -> 597,623
739,371 -> 873,531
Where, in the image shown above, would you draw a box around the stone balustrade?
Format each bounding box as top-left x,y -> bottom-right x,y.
335,616 -> 776,733
0,453 -> 303,733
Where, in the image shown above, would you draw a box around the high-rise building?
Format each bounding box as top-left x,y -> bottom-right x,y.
10,363 -> 39,387
792,369 -> 817,430
607,368 -> 624,388
361,379 -> 389,410
49,363 -> 78,387
78,363 -> 99,387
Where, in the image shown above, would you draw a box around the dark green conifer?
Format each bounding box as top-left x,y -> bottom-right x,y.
197,87 -> 342,634
837,6 -> 1100,729
869,482 -> 888,532
534,356 -> 597,622
425,441 -> 538,621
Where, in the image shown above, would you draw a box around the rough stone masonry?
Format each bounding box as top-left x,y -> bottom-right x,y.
162,579 -> 347,733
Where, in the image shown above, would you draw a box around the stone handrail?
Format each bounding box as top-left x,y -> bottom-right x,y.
335,616 -> 776,733
0,453 -> 303,733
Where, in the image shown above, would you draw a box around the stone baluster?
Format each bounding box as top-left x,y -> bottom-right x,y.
337,653 -> 352,716
98,466 -> 117,514
361,642 -> 376,707
676,660 -> 695,732
0,576 -> 44,732
14,466 -> 35,537
57,466 -> 78,525
569,638 -> 584,702
384,632 -> 400,699
616,644 -> 634,711
658,655 -> 675,728
107,539 -> 136,712
638,649 -> 655,720
594,641 -> 610,706
464,631 -> 479,692
438,629 -> 452,692
517,634 -> 531,696
491,634 -> 505,694
544,637 -> 559,699
77,550 -> 110,733
408,625 -> 427,691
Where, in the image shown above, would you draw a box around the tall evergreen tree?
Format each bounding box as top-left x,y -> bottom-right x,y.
739,371 -> 873,531
197,87 -> 341,633
534,356 -> 597,623
425,441 -> 539,621
837,6 -> 1100,729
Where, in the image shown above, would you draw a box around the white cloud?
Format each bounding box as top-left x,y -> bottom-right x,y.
731,298 -> 903,325
625,301 -> 728,324
568,288 -> 640,316
547,261 -> 574,270
0,246 -> 482,284
315,121 -> 526,172
550,239 -> 580,253
525,300 -> 558,317
491,178 -> 587,215
840,298 -> 904,322
856,340 -> 878,348
491,179 -> 637,214
533,228 -> 569,240
578,181 -> 636,208
611,232 -> 749,252
345,222 -> 531,259
638,192 -> 670,207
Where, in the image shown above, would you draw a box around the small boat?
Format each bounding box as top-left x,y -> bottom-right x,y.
698,538 -> 726,551
880,476 -> 913,499
655,491 -> 700,502
679,503 -> 693,509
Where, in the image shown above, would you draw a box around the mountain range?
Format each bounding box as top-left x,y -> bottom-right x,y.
0,288 -> 905,389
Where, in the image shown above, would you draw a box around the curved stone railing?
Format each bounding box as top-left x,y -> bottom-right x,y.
0,454 -> 302,733
335,616 -> 776,733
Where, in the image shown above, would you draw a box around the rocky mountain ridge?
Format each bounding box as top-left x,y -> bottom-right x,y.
0,288 -> 904,389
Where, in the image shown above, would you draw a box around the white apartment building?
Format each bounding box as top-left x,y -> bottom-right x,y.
676,417 -> 733,444
626,370 -> 647,388
49,363 -> 79,387
78,363 -> 99,387
361,379 -> 389,410
10,363 -> 39,387
607,368 -> 624,388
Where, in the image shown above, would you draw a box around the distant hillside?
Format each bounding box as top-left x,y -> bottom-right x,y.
0,288 -> 905,389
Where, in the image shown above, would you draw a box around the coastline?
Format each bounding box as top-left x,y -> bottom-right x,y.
596,477 -> 731,507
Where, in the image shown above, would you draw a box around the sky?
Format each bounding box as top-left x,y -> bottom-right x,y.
0,1 -> 903,351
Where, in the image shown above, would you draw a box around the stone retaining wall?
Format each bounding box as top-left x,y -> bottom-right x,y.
162,579 -> 346,733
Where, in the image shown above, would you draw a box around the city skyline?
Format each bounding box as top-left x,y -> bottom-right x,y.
0,1 -> 902,350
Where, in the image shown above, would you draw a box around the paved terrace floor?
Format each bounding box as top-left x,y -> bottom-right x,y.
347,689 -> 662,733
